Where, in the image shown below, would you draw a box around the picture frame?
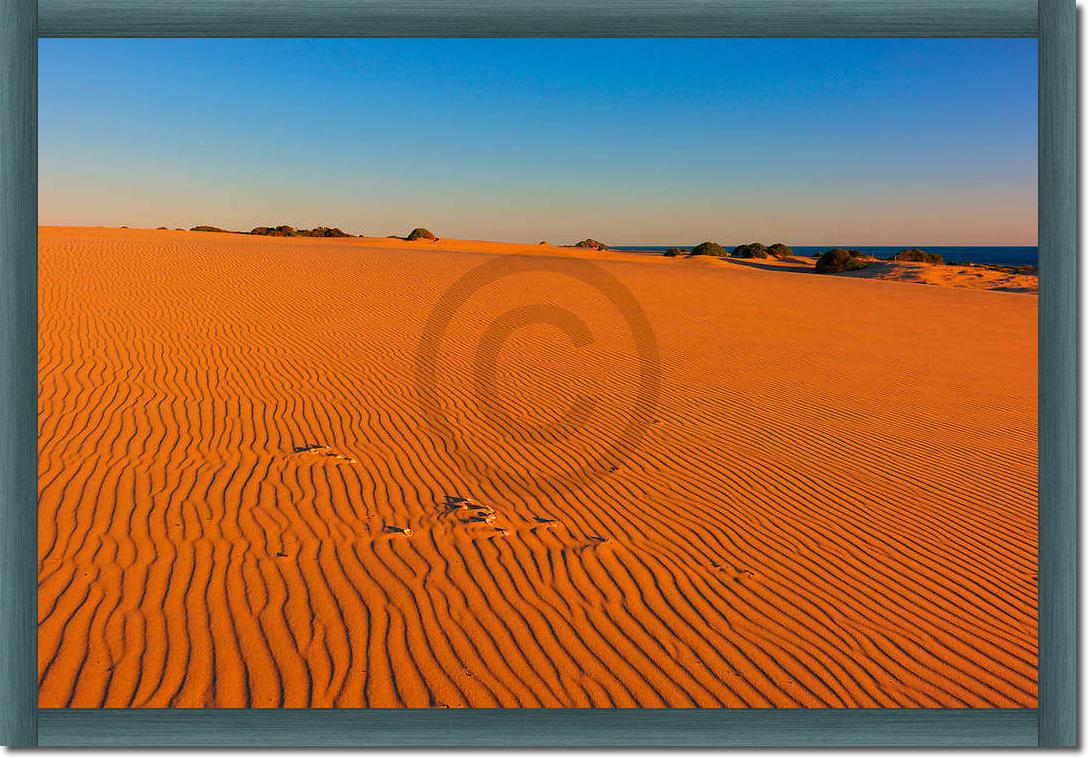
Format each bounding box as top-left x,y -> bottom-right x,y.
0,0 -> 1075,747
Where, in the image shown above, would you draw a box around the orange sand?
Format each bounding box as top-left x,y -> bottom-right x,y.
39,227 -> 1037,708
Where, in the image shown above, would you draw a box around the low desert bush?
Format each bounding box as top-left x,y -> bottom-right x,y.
767,243 -> 793,259
249,225 -> 352,238
731,242 -> 771,259
573,238 -> 608,250
663,248 -> 685,257
250,225 -> 296,236
303,227 -> 351,238
892,248 -> 944,265
407,227 -> 436,241
815,248 -> 870,274
689,241 -> 728,257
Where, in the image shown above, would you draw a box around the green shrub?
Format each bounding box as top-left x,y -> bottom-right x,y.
407,227 -> 436,240
574,238 -> 608,250
767,243 -> 793,259
815,248 -> 870,274
191,225 -> 228,233
892,248 -> 944,265
731,242 -> 770,259
249,225 -> 353,238
250,225 -> 296,236
662,248 -> 685,257
689,241 -> 727,257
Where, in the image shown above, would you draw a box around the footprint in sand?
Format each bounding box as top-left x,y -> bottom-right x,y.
526,516 -> 564,536
439,496 -> 564,540
440,495 -> 492,519
708,562 -> 756,581
732,568 -> 757,581
442,494 -> 476,511
440,495 -> 511,536
292,443 -> 358,464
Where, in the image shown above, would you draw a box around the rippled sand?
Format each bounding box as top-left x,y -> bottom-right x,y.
39,227 -> 1037,708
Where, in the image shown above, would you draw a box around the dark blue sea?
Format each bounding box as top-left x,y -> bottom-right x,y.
613,245 -> 1038,267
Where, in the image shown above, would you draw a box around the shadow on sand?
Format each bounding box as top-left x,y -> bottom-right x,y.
719,257 -> 818,275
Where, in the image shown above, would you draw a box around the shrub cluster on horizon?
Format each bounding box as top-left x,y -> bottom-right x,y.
573,238 -> 609,250
815,248 -> 870,274
689,241 -> 728,257
731,242 -> 794,259
250,225 -> 297,237
731,242 -> 763,259
407,227 -> 436,241
734,242 -> 776,259
892,248 -> 945,265
670,241 -> 794,260
250,225 -> 352,238
303,227 -> 352,238
190,224 -> 355,237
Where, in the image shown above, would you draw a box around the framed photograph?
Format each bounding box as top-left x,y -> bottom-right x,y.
0,0 -> 1075,748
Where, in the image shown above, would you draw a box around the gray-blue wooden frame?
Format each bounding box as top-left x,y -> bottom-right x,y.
0,0 -> 1075,747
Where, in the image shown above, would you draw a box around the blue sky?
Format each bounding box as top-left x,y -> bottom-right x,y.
39,38 -> 1038,245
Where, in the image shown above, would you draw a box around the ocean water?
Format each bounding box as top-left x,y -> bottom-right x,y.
613,245 -> 1039,267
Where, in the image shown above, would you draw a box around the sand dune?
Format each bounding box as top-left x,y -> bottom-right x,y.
709,254 -> 1038,293
38,227 -> 1037,708
829,258 -> 1038,293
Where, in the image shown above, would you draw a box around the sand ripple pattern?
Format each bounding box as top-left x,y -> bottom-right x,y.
38,228 -> 1037,708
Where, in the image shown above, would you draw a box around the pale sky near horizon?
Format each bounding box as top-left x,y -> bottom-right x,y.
39,38 -> 1038,246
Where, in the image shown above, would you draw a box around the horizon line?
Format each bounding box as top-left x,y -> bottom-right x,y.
36,225 -> 1039,248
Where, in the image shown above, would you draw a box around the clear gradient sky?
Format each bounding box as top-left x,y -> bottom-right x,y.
39,39 -> 1038,245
